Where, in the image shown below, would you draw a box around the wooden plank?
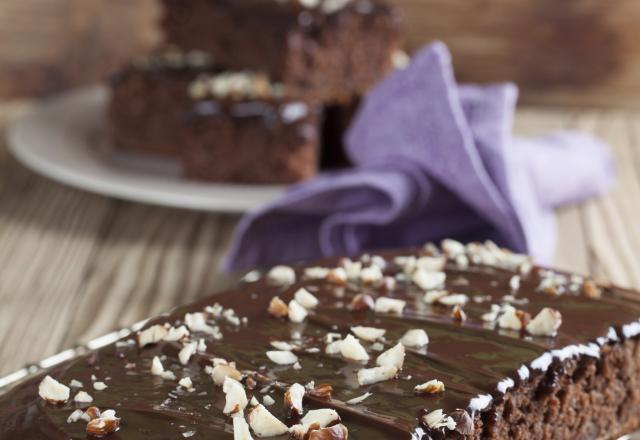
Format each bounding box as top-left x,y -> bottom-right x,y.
389,0 -> 640,108
0,0 -> 160,98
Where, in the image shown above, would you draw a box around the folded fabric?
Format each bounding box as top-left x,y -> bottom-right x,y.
223,42 -> 615,272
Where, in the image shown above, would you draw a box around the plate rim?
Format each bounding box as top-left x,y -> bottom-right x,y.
6,85 -> 287,213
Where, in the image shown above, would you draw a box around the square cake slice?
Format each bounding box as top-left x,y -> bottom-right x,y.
160,0 -> 402,102
108,52 -> 322,184
2,240 -> 640,439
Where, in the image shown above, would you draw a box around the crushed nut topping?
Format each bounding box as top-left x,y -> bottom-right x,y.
248,404 -> 289,437
451,305 -> 467,322
232,416 -> 253,440
74,391 -> 93,403
284,383 -> 305,417
294,288 -> 319,309
357,365 -> 398,385
350,326 -> 386,342
376,342 -> 405,370
526,307 -> 562,336
422,408 -> 456,431
86,413 -> 121,437
300,408 -> 341,428
266,350 -> 299,365
400,329 -> 429,347
267,265 -> 296,285
38,376 -> 70,404
222,377 -> 248,415
307,383 -> 333,400
413,269 -> 446,290
211,364 -> 243,386
137,324 -> 168,348
415,379 -> 445,394
350,293 -> 374,311
339,334 -> 369,362
288,299 -> 308,323
374,297 -> 406,314
582,279 -> 602,299
497,305 -> 530,331
268,296 -> 289,318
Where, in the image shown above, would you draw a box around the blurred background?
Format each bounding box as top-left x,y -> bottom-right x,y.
2,0 -> 640,106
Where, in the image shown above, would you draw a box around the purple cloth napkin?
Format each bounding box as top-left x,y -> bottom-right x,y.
223,42 -> 615,271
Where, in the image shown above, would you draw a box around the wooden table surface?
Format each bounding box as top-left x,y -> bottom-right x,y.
0,102 -> 639,377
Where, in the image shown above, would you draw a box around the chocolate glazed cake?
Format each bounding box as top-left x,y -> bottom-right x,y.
2,240 -> 640,439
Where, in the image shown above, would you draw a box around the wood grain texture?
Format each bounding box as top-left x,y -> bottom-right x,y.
0,104 -> 639,376
2,0 -> 640,107
0,0 -> 160,98
390,0 -> 640,108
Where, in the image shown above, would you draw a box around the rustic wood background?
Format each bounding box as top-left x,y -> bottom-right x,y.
1,0 -> 640,107
1,102 -> 640,376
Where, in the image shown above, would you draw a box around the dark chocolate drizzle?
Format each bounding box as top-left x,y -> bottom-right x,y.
1,247 -> 640,439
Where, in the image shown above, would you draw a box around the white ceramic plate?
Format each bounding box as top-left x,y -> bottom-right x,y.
7,86 -> 286,213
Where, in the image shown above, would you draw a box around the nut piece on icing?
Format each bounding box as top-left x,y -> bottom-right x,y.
326,267 -> 348,285
267,265 -> 296,285
582,280 -> 602,299
268,296 -> 289,318
150,356 -> 164,376
301,408 -> 341,428
211,364 -> 243,386
340,334 -> 370,362
308,424 -> 349,440
350,326 -> 386,342
164,325 -> 190,342
222,377 -> 248,415
438,294 -> 469,307
374,297 -> 406,314
442,238 -> 466,257
451,305 -> 467,322
422,409 -> 456,430
137,324 -> 168,348
415,379 -> 445,394
526,307 -> 562,336
399,329 -> 429,347
233,416 -> 254,440
294,288 -> 319,309
413,269 -> 446,290
288,300 -> 309,323
284,383 -> 306,417
350,293 -> 375,311
38,376 -> 70,404
360,265 -> 383,284
86,415 -> 121,437
74,391 -> 94,403
498,305 -> 530,331
357,365 -> 398,385
266,350 -> 299,365
376,343 -> 405,370
178,341 -> 197,365
248,404 -> 289,437
307,383 -> 333,400
424,290 -> 448,304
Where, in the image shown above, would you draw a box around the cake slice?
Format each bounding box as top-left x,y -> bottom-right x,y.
2,240 -> 640,439
109,51 -> 323,184
160,0 -> 402,103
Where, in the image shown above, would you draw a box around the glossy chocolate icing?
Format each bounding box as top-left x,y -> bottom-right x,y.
1,244 -> 640,439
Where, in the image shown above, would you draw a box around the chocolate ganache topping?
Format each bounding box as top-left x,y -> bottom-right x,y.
1,239 -> 640,439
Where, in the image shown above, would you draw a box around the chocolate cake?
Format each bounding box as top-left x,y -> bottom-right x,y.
3,239 -> 639,439
160,0 -> 402,103
109,53 -> 323,184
